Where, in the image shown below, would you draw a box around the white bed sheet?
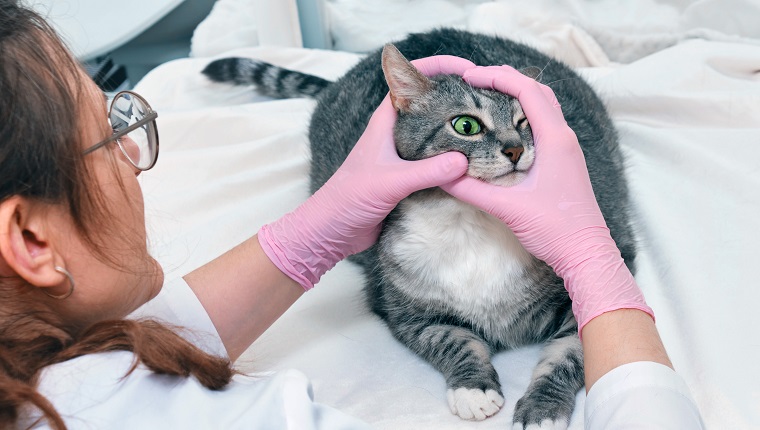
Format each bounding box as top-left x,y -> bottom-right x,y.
135,3 -> 760,429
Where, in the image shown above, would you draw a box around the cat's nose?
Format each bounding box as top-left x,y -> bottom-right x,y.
502,145 -> 524,164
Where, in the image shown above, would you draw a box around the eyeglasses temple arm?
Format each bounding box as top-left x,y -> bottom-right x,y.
82,111 -> 158,156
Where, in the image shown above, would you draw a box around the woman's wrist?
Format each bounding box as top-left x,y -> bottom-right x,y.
558,248 -> 653,334
581,308 -> 671,390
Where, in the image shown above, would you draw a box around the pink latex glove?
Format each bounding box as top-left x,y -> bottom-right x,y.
440,65 -> 654,333
258,55 -> 476,290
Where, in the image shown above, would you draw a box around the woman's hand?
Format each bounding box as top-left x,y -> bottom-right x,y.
441,65 -> 598,269
440,65 -> 653,332
258,55 -> 476,290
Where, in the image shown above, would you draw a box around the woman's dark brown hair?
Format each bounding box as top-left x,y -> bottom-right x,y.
0,2 -> 234,428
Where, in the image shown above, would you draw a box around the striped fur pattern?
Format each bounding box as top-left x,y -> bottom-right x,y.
203,57 -> 330,98
203,29 -> 636,428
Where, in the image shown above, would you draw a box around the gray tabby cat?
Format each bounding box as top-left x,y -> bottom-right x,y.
203,28 -> 635,428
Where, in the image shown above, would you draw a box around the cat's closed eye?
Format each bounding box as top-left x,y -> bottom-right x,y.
451,115 -> 482,135
516,117 -> 528,129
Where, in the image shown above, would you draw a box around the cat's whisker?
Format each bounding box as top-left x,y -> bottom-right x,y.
467,44 -> 481,64
543,77 -> 579,87
536,60 -> 552,83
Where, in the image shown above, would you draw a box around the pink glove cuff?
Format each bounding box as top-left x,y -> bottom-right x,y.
257,181 -> 373,291
561,251 -> 655,337
258,223 -> 318,291
258,194 -> 355,292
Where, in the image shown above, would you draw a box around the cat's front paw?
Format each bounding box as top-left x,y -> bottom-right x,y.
511,419 -> 569,430
512,389 -> 572,430
446,387 -> 504,420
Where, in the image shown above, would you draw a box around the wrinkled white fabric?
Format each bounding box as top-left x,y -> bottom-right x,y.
586,362 -> 705,429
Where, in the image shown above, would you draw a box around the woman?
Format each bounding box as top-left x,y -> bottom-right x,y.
0,1 -> 702,428
0,1 -> 469,428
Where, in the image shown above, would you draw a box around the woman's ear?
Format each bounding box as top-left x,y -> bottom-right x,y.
0,196 -> 66,290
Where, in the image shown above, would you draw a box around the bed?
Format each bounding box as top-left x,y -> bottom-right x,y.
132,0 -> 760,428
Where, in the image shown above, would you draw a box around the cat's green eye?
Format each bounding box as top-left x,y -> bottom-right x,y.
451,116 -> 482,135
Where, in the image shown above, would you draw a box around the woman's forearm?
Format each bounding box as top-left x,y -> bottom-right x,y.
184,235 -> 304,362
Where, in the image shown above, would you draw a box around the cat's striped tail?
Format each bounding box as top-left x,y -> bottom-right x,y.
202,57 -> 331,99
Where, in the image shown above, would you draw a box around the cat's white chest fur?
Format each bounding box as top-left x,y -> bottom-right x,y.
383,192 -> 534,316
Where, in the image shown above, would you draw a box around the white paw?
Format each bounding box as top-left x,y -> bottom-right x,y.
512,418 -> 569,430
447,387 -> 504,421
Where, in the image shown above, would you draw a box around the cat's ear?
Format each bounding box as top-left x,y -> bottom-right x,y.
382,44 -> 434,113
518,66 -> 542,81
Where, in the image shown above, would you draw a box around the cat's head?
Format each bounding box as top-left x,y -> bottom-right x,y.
382,44 -> 536,187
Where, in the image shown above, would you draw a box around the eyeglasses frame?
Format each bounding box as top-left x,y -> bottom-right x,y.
82,90 -> 159,171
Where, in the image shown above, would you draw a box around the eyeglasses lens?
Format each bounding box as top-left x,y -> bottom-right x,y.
110,93 -> 157,170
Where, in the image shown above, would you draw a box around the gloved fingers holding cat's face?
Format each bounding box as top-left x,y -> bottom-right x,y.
438,64 -> 607,266
410,55 -> 476,77
348,54 -> 476,202
348,94 -> 468,205
443,64 -> 591,195
462,65 -> 578,169
463,65 -> 567,136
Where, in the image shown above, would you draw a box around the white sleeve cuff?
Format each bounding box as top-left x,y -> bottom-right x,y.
585,361 -> 705,429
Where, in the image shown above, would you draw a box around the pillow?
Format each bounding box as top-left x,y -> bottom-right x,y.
190,0 -> 260,57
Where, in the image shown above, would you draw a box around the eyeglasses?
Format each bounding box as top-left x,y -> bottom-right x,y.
82,90 -> 159,171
